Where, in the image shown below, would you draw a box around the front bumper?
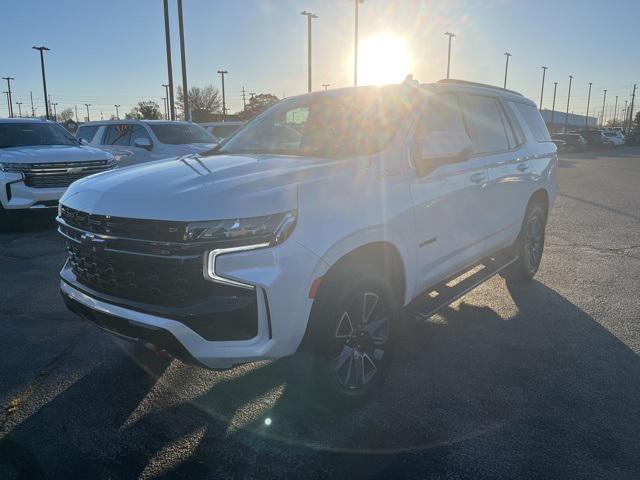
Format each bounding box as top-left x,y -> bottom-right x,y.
1,173 -> 65,210
60,237 -> 329,369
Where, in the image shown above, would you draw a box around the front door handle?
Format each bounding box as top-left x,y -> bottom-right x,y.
517,162 -> 530,172
470,172 -> 486,184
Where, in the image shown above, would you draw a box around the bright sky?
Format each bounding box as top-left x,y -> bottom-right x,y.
2,0 -> 639,121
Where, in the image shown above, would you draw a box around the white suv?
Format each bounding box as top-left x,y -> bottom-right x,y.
58,80 -> 556,405
76,120 -> 217,167
0,118 -> 115,215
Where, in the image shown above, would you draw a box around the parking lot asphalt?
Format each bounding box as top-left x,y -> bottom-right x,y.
1,147 -> 639,479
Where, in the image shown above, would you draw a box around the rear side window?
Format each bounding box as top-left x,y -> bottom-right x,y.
460,95 -> 510,154
76,125 -> 99,143
513,102 -> 552,142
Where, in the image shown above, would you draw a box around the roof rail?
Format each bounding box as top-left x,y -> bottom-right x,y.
436,79 -> 523,97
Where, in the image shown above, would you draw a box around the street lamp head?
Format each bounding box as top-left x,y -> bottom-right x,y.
32,46 -> 50,51
217,70 -> 228,74
504,52 -> 511,57
301,10 -> 318,18
542,66 -> 548,70
445,31 -> 456,37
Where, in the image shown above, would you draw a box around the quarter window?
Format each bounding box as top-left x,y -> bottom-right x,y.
513,102 -> 552,142
461,95 -> 510,154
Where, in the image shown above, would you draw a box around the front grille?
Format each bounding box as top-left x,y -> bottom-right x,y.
23,160 -> 115,188
60,205 -> 188,242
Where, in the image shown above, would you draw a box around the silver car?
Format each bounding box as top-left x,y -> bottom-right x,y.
76,120 -> 217,167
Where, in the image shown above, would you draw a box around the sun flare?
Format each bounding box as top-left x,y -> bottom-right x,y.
357,33 -> 412,86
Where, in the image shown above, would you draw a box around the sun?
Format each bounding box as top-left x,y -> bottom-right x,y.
357,33 -> 412,86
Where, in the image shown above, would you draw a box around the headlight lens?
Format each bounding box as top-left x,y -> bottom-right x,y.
0,162 -> 29,173
185,210 -> 297,247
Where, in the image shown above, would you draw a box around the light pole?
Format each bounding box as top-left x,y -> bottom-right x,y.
301,11 -> 318,93
503,52 -> 511,89
613,95 -> 618,127
322,83 -> 330,91
352,0 -> 364,87
539,66 -> 547,111
217,70 -> 228,118
32,46 -> 51,120
162,97 -> 168,120
550,81 -> 558,127
163,0 -> 175,120
84,103 -> 91,122
16,102 -> 23,118
601,89 -> 607,128
2,77 -> 15,117
177,0 -> 190,121
52,102 -> 58,120
444,32 -> 455,79
114,104 -> 120,119
564,75 -> 573,132
30,91 -> 35,117
585,82 -> 592,128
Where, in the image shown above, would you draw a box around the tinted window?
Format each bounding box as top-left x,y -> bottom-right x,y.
104,124 -> 132,146
513,102 -> 552,142
149,123 -> 215,145
0,122 -> 78,148
461,95 -> 510,153
76,125 -> 100,143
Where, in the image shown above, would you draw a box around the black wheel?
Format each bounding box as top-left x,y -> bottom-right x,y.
502,203 -> 546,285
295,263 -> 398,409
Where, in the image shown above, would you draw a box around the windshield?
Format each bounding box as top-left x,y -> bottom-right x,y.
215,87 -> 421,159
149,123 -> 215,145
0,122 -> 79,148
210,124 -> 241,138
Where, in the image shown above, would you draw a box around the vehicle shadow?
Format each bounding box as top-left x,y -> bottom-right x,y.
2,280 -> 640,478
0,211 -> 57,235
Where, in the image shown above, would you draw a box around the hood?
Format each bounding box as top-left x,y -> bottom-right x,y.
0,145 -> 113,164
61,153 -> 361,221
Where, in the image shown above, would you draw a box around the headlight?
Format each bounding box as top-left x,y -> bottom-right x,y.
0,162 -> 28,173
196,210 -> 298,289
185,210 -> 297,247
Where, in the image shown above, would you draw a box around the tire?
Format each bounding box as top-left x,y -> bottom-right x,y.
501,202 -> 547,285
293,262 -> 399,410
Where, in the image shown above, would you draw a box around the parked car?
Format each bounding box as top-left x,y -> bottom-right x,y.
199,121 -> 244,143
551,133 -> 588,152
551,137 -> 568,152
574,129 -> 612,148
76,120 -> 217,166
602,130 -> 625,146
58,80 -> 556,406
0,118 -> 115,217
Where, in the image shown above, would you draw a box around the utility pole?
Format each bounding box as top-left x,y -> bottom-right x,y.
585,82 -> 592,128
32,46 -> 51,120
301,10 -> 318,93
445,32 -> 455,79
114,104 -> 120,119
564,75 -> 573,133
613,95 -> 618,127
52,102 -> 58,120
628,84 -> 636,134
84,103 -> 91,122
161,83 -> 170,120
539,66 -> 547,111
162,97 -> 168,120
16,102 -> 23,118
503,52 -> 512,89
241,87 -> 247,110
217,70 -> 228,118
550,81 -> 558,127
601,89 -> 607,128
30,91 -> 35,117
352,0 -> 363,86
74,105 -> 78,122
2,77 -> 15,117
322,83 -> 330,91
163,0 -> 175,120
177,0 -> 190,121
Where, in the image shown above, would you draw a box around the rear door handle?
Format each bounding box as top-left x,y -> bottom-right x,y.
517,162 -> 530,172
470,172 -> 486,184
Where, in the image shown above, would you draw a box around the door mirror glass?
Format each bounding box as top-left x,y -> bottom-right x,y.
416,131 -> 473,176
133,137 -> 152,150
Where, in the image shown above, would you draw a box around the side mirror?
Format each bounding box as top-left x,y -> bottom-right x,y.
133,137 -> 152,150
78,138 -> 89,145
415,131 -> 473,176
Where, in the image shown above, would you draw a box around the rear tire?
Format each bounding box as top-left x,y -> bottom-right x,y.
501,203 -> 547,286
293,262 -> 399,410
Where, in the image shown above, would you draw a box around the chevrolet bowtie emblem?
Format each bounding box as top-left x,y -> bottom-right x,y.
67,167 -> 84,174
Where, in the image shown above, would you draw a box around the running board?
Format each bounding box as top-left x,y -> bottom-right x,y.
408,252 -> 518,321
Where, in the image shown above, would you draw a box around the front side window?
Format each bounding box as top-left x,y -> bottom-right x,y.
130,125 -> 152,145
460,95 -> 510,154
104,124 -> 132,146
216,87 -> 421,159
76,125 -> 100,143
149,123 -> 215,145
0,122 -> 79,148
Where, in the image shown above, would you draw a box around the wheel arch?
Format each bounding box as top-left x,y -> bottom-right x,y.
528,188 -> 549,217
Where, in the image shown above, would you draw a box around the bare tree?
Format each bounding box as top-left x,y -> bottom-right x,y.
176,85 -> 222,122
56,108 -> 74,122
127,101 -> 162,120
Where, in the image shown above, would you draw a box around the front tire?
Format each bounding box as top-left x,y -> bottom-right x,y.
502,203 -> 547,285
296,263 -> 398,409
